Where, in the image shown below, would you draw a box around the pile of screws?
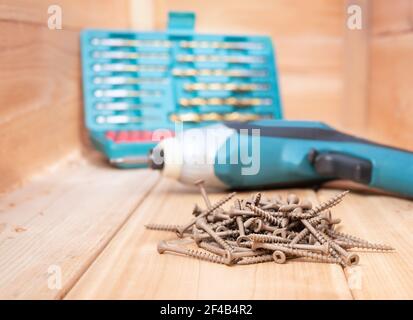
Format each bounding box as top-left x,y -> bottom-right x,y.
146,180 -> 394,267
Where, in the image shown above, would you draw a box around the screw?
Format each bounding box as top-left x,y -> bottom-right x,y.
269,245 -> 344,265
332,239 -> 394,251
290,228 -> 310,245
176,192 -> 236,237
210,217 -> 236,229
196,218 -> 234,253
192,229 -> 239,243
302,219 -> 358,266
251,241 -> 329,254
247,233 -> 290,244
247,204 -> 283,223
301,219 -> 347,265
194,179 -> 212,208
272,250 -> 287,264
237,255 -> 274,265
145,223 -> 185,233
252,192 -> 262,206
228,208 -> 256,217
306,191 -> 349,217
157,240 -> 233,265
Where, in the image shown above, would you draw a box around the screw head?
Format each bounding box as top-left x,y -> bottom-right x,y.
272,250 -> 286,264
157,241 -> 168,254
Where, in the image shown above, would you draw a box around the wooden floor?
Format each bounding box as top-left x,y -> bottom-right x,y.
0,154 -> 412,300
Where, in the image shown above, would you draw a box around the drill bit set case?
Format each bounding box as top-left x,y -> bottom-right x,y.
81,12 -> 283,167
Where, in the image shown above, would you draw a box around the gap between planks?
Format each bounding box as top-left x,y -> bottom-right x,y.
65,180 -> 353,300
0,154 -> 160,299
316,189 -> 413,299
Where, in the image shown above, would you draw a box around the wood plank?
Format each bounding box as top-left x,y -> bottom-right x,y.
154,0 -> 345,37
366,32 -> 413,150
371,0 -> 413,35
129,0 -> 155,30
152,0 -> 346,129
0,154 -> 159,299
0,21 -> 83,192
317,189 -> 413,299
0,0 -> 130,29
66,180 -> 352,299
341,0 -> 370,135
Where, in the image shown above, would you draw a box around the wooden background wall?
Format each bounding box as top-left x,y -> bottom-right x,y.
0,0 -> 132,192
0,0 -> 412,192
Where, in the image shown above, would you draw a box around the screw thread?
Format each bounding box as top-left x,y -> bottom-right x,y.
185,248 -> 228,264
326,229 -> 369,244
211,217 -> 236,229
248,233 -> 290,243
198,242 -> 226,256
247,204 -> 282,224
237,255 -> 274,265
306,191 -> 349,216
290,228 -> 310,244
275,246 -> 343,265
145,223 -> 182,232
252,192 -> 262,206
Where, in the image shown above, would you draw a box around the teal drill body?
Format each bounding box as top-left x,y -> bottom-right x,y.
213,120 -> 413,197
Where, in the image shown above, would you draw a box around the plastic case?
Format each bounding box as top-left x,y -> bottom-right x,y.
80,12 -> 283,168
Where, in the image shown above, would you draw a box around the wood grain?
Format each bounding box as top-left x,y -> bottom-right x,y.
341,0 -> 370,135
66,180 -> 352,300
371,0 -> 413,35
153,0 -> 345,128
366,32 -> 413,150
0,0 -> 130,29
0,21 -> 86,192
0,154 -> 159,299
317,189 -> 413,299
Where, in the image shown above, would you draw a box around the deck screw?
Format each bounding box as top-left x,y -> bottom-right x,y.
149,188 -> 392,268
252,241 -> 329,254
247,233 -> 290,244
196,218 -> 234,253
302,219 -> 357,266
145,223 -> 185,233
247,204 -> 283,223
194,179 -> 212,208
157,240 -> 233,265
305,190 -> 349,217
176,192 -> 236,237
272,250 -> 287,264
237,255 -> 274,265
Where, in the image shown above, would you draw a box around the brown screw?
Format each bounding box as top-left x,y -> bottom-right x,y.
272,250 -> 287,264
157,240 -> 233,265
247,233 -> 290,244
252,192 -> 262,206
247,204 -> 283,223
145,223 -> 184,232
192,229 -> 239,243
196,218 -> 234,253
237,254 -> 274,265
194,179 -> 211,208
302,219 -> 358,266
270,245 -> 344,266
305,190 -> 349,217
290,228 -> 310,245
252,241 -> 329,254
176,192 -> 236,237
301,219 -> 347,265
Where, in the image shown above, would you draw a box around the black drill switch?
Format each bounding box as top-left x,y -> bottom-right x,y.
308,150 -> 372,184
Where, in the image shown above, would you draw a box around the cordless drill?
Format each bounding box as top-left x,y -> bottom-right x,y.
148,120 -> 413,198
